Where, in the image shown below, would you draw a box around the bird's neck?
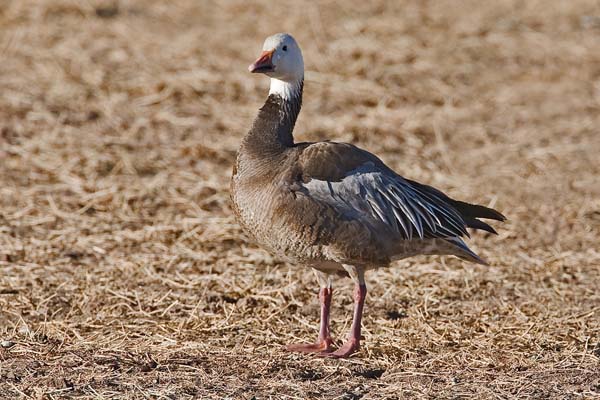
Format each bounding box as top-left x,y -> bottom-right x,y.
241,78 -> 304,157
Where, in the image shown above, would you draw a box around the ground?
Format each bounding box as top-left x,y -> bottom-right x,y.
1,0 -> 599,398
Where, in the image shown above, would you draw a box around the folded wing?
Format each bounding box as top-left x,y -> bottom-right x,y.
297,141 -> 504,241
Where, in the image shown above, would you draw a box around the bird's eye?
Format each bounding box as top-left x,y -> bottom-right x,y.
282,45 -> 288,52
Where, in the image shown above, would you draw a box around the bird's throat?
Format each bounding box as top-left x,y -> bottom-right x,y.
269,78 -> 304,102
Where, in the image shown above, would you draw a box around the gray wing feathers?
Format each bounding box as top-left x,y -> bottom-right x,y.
370,173 -> 468,239
302,165 -> 469,241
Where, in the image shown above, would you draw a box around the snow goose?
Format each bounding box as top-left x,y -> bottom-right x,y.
231,33 -> 505,358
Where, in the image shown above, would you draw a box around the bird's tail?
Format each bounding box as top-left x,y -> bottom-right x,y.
444,237 -> 489,266
448,200 -> 506,235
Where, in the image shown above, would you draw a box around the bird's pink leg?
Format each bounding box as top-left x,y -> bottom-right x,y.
325,283 -> 367,358
286,286 -> 334,353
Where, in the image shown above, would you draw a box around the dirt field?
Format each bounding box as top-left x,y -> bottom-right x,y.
1,0 -> 599,398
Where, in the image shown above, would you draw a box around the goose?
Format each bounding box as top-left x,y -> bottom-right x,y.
231,33 -> 505,358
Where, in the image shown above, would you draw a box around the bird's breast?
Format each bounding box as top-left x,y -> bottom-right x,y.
231,170 -> 333,263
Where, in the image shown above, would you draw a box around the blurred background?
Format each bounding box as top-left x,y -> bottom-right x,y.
1,0 -> 599,398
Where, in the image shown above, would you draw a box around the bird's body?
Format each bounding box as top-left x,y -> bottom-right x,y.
231,33 -> 505,357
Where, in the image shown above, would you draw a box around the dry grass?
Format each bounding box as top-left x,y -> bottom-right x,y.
1,0 -> 599,398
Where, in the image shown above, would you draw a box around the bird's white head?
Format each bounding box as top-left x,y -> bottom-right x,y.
248,33 -> 304,100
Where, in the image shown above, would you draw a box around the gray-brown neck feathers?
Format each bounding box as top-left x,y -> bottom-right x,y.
241,79 -> 304,157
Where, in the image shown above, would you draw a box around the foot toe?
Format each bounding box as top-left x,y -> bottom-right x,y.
321,340 -> 359,358
286,340 -> 332,354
